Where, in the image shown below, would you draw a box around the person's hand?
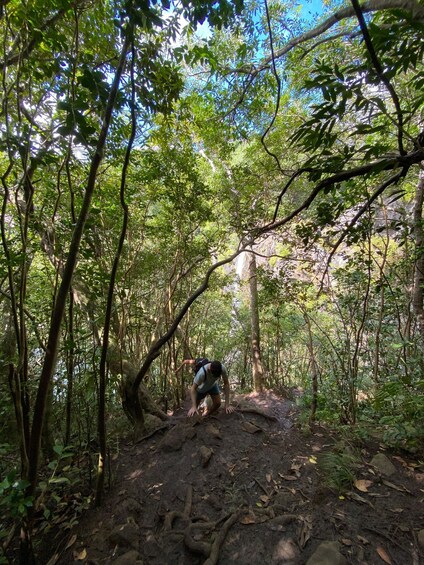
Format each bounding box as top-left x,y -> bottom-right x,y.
188,407 -> 199,417
225,405 -> 235,414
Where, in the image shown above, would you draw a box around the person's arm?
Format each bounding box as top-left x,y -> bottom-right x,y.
175,359 -> 195,373
188,382 -> 199,417
222,370 -> 235,414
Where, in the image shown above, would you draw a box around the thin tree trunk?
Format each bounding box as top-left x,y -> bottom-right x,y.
412,170 -> 424,340
249,249 -> 264,392
22,36 -> 131,560
95,40 -> 135,507
304,313 -> 319,423
65,288 -> 75,446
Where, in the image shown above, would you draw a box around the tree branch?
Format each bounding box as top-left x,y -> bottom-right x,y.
233,0 -> 424,76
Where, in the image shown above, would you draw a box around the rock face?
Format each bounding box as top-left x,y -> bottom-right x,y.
158,423 -> 196,452
108,523 -> 139,549
112,549 -> 144,564
305,541 -> 347,565
370,453 -> 396,476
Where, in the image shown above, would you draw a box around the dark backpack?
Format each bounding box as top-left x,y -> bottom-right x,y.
194,357 -> 209,374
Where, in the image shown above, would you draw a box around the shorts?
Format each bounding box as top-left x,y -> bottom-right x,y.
196,383 -> 220,401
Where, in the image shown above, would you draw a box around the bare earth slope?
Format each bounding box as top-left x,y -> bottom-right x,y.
58,391 -> 424,565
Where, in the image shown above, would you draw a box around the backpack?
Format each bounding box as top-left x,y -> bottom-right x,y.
194,357 -> 209,375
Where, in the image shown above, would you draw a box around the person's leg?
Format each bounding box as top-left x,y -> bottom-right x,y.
203,384 -> 221,416
206,393 -> 221,415
196,390 -> 207,413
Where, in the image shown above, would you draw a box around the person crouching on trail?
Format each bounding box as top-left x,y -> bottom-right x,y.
188,360 -> 235,417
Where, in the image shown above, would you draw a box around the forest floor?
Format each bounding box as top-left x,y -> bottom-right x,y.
50,390 -> 424,565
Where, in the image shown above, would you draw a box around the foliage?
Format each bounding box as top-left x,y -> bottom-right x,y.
0,471 -> 33,519
317,450 -> 359,493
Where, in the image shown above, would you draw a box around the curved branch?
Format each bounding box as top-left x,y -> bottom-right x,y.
1,8 -> 69,70
319,167 -> 407,292
235,0 -> 424,76
350,0 -> 405,155
260,0 -> 284,174
258,149 -> 424,236
131,239 -> 252,393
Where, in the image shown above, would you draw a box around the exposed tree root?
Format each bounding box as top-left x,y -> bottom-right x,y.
203,510 -> 241,565
164,485 -> 193,530
164,485 -> 240,563
236,408 -> 278,421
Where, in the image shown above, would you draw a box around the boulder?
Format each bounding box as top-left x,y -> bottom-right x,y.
306,541 -> 347,565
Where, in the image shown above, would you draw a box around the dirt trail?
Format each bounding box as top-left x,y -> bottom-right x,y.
56,391 -> 424,564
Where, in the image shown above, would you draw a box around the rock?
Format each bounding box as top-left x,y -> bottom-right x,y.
199,445 -> 213,466
205,494 -> 222,510
159,424 -> 196,452
108,523 -> 139,549
370,453 -> 396,477
272,537 -> 299,563
306,541 -> 347,565
418,529 -> 424,550
116,497 -> 142,517
112,549 -> 144,564
206,423 -> 222,439
144,413 -> 163,433
273,491 -> 298,513
242,421 -> 262,434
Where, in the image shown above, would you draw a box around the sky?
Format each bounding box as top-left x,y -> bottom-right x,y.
300,0 -> 327,20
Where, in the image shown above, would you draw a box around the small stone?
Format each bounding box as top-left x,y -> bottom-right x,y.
370,453 -> 396,477
206,423 -> 222,439
199,445 -> 213,467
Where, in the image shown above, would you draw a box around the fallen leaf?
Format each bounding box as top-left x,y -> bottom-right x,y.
382,480 -> 411,494
298,516 -> 312,548
260,495 -> 269,504
46,554 -> 59,565
240,511 -> 256,525
392,455 -> 407,467
64,535 -> 77,551
357,535 -> 369,545
278,474 -> 298,481
376,546 -> 392,564
266,473 -> 272,483
308,456 -> 317,464
389,508 -> 404,513
346,491 -> 375,508
73,548 -> 87,561
354,479 -> 373,493
341,538 -> 352,546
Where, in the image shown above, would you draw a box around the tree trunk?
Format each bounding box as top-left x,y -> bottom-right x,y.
249,249 -> 264,392
304,313 -> 319,424
25,33 -> 131,517
412,170 -> 424,341
95,45 -> 136,505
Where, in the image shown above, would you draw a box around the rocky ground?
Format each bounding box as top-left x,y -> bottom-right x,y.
49,391 -> 423,564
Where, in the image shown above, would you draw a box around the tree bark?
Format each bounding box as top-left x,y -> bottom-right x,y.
412,170 -> 424,341
249,249 -> 264,392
